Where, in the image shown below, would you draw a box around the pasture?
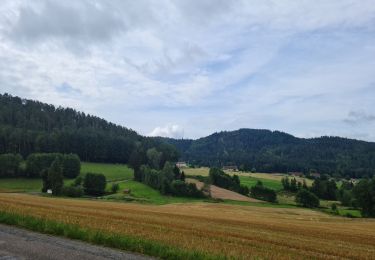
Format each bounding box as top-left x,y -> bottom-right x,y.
0,162 -> 132,193
104,180 -> 204,205
81,162 -> 133,181
0,178 -> 42,192
0,162 -> 207,205
0,193 -> 374,259
239,176 -> 283,191
183,167 -> 309,191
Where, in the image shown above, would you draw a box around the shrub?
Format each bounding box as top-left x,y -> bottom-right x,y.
0,153 -> 23,177
170,180 -> 204,198
331,203 -> 338,215
73,176 -> 83,187
62,186 -> 83,197
250,182 -> 277,203
111,183 -> 120,193
238,185 -> 250,196
295,189 -> 320,208
83,173 -> 106,196
62,154 -> 81,178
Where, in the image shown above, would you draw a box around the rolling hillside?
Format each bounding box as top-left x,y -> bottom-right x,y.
0,93 -> 178,164
159,129 -> 375,177
2,93 -> 374,178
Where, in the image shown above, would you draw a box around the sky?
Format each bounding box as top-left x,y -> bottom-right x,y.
0,0 -> 375,141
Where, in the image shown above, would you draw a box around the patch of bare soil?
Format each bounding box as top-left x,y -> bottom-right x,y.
186,178 -> 260,202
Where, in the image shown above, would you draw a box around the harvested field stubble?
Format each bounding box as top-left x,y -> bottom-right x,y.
0,193 -> 375,259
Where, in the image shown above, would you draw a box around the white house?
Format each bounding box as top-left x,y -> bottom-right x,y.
176,162 -> 188,168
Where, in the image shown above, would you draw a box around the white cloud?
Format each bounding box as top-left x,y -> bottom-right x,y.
148,124 -> 184,139
344,111 -> 375,125
1,0 -> 375,141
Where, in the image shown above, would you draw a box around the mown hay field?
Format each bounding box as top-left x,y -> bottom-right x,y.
1,193 -> 375,259
184,167 -> 313,188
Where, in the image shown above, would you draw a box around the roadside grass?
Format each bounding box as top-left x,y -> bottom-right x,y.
0,210 -> 217,260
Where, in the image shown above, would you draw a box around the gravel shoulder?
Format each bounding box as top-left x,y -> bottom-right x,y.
0,224 -> 152,260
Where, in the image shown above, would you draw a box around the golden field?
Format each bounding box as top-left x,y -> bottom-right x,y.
1,193 -> 375,259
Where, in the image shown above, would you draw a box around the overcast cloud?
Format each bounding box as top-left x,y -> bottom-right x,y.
1,0 -> 375,141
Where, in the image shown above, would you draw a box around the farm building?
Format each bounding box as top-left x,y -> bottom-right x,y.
310,172 -> 321,178
176,162 -> 188,168
289,172 -> 304,177
223,165 -> 238,171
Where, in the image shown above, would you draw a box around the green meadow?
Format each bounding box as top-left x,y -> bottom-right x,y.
239,176 -> 283,191
0,162 -> 132,193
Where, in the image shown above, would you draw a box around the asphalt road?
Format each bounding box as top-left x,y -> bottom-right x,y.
0,224 -> 152,260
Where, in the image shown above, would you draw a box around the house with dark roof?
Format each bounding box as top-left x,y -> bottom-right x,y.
223,165 -> 238,171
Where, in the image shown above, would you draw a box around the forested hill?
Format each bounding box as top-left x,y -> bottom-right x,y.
0,93 -> 178,163
158,129 -> 375,178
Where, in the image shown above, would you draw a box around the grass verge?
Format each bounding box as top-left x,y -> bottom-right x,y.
0,210 -> 221,260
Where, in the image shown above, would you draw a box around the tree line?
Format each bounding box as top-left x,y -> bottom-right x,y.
134,162 -> 203,198
196,168 -> 277,203
0,153 -> 80,178
208,168 -> 249,196
160,129 -> 375,178
337,178 -> 375,217
0,93 -> 178,164
0,151 -> 108,197
250,180 -> 277,203
127,143 -> 203,198
281,175 -> 375,217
